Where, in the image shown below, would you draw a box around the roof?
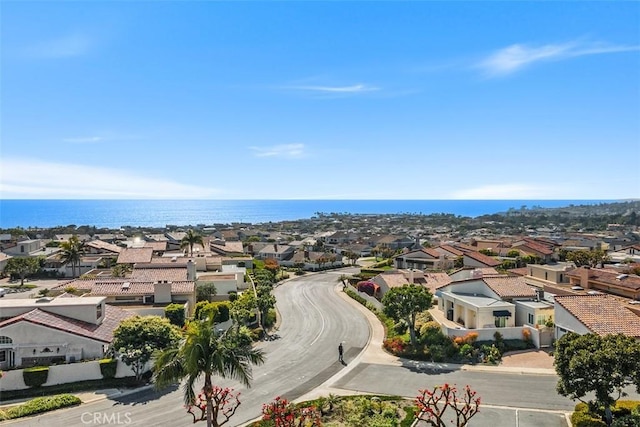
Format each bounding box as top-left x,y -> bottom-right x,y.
130,267 -> 188,282
53,279 -> 195,295
436,245 -> 464,257
210,241 -> 244,254
422,272 -> 452,294
463,251 -> 501,267
554,294 -> 640,337
567,267 -> 640,291
85,240 -> 122,253
373,271 -> 409,289
117,247 -> 154,264
0,304 -> 134,343
483,276 -> 537,299
143,241 -> 168,251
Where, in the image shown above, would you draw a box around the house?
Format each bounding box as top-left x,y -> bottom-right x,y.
371,271 -> 410,297
436,276 -> 536,329
393,248 -> 453,271
255,244 -> 294,261
85,240 -> 122,256
511,237 -> 557,263
54,234 -> 91,243
3,239 -> 46,256
51,278 -> 197,316
209,240 -> 244,257
434,245 -> 464,259
448,267 -> 500,282
0,252 -> 13,274
143,241 -> 168,254
566,267 -> 640,300
522,262 -> 575,288
372,235 -> 415,251
0,296 -> 133,369
553,294 -> 640,339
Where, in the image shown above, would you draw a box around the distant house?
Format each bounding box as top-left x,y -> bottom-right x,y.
462,251 -> 501,268
554,294 -> 640,339
0,296 -> 133,369
255,244 -> 294,262
566,267 -> 640,300
372,235 -> 415,251
85,240 -> 122,256
209,240 -> 244,257
393,248 -> 453,271
522,262 -> 575,288
117,247 -> 154,265
3,239 -> 46,256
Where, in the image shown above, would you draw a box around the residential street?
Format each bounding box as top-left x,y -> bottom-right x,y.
5,270 -> 638,426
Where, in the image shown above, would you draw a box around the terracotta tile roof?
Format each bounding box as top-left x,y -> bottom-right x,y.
130,268 -> 188,282
483,276 -> 536,299
0,305 -> 134,343
437,245 -> 464,257
422,272 -> 452,294
210,241 -> 244,254
149,256 -> 192,264
374,271 -> 410,289
117,247 -> 153,264
85,240 -> 122,253
554,294 -> 640,337
463,251 -> 501,267
507,267 -> 529,276
143,241 -> 167,251
54,279 -> 195,295
567,267 -> 640,291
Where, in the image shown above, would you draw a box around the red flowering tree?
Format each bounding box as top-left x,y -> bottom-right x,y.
415,384 -> 481,427
261,396 -> 322,427
185,386 -> 241,425
356,281 -> 377,297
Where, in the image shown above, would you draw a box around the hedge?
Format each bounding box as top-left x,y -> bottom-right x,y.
164,303 -> 186,327
99,358 -> 117,379
23,366 -> 49,388
0,394 -> 81,420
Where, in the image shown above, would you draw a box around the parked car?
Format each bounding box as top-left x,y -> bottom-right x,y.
0,288 -> 7,297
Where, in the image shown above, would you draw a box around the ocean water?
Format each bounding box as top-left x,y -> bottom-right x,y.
0,199 -> 613,229
0,200 -> 613,229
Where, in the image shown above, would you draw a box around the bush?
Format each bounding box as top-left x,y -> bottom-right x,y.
194,301 -> 218,321
2,394 -> 81,419
23,366 -> 49,388
263,309 -> 277,327
164,303 -> 185,327
383,337 -> 406,355
228,291 -> 238,302
99,358 -> 117,379
571,410 -> 606,427
613,400 -> 640,417
612,413 -> 640,427
213,302 -> 230,322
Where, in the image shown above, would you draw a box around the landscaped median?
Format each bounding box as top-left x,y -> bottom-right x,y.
0,394 -> 81,420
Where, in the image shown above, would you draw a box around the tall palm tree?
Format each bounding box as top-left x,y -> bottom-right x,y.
181,229 -> 204,257
59,235 -> 85,278
153,318 -> 265,427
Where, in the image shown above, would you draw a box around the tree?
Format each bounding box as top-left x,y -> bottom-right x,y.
197,282 -> 218,302
261,396 -> 322,427
59,235 -> 86,278
256,285 -> 276,332
112,316 -> 182,381
382,284 -> 433,347
111,263 -> 132,278
4,257 -> 41,286
165,303 -> 186,327
153,318 -> 265,427
415,383 -> 481,427
555,333 -> 640,409
230,291 -> 257,327
185,386 -> 241,425
566,249 -> 610,268
263,259 -> 279,278
181,229 -> 204,257
338,274 -> 350,289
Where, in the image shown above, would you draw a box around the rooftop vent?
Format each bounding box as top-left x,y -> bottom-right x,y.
171,256 -> 177,262
122,282 -> 130,290
35,297 -> 53,303
617,274 -> 629,280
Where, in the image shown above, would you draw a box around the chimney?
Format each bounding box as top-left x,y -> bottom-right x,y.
579,267 -> 591,289
409,269 -> 414,284
274,244 -> 278,252
187,259 -> 196,281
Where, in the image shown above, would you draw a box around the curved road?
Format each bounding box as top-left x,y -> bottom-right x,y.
6,270 -> 369,426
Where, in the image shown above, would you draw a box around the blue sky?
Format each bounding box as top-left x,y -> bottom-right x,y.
1,1 -> 639,200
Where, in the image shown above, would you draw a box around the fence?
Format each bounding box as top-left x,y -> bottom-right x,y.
345,283 -> 383,311
0,359 -> 150,392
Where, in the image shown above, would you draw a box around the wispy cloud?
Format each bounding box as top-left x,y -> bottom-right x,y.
0,157 -> 220,199
288,84 -> 379,93
25,34 -> 92,59
477,41 -> 640,77
62,136 -> 107,144
249,144 -> 306,158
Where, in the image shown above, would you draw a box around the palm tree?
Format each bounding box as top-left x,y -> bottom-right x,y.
153,318 -> 265,427
181,229 -> 204,257
59,235 -> 85,278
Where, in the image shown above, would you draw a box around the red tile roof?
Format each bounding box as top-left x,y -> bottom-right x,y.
483,276 -> 537,299
554,294 -> 640,337
53,279 -> 195,295
463,251 -> 501,267
0,305 -> 134,343
130,267 -> 188,282
567,267 -> 640,291
117,247 -> 153,264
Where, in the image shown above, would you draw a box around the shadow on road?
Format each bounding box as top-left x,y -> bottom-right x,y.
400,360 -> 453,375
112,384 -> 178,406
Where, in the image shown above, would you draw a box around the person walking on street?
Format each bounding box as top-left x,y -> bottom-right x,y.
338,342 -> 344,363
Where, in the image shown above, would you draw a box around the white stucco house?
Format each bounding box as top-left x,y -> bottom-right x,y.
0,296 -> 133,369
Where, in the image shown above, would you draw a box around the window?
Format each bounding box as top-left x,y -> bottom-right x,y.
0,350 -> 5,362
96,304 -> 103,319
0,336 -> 12,344
494,317 -> 507,327
545,272 -> 548,280
528,313 -> 534,324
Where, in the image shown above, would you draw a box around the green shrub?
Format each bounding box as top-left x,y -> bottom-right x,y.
263,309 -> 277,327
212,302 -> 230,322
3,394 -> 81,419
228,291 -> 238,302
613,400 -> 640,417
164,303 -> 186,327
23,366 -> 49,388
575,402 -> 589,413
571,410 -> 606,427
99,358 -> 117,379
194,301 -> 218,321
612,413 -> 640,427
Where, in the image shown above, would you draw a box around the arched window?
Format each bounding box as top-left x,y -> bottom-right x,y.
0,336 -> 13,344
